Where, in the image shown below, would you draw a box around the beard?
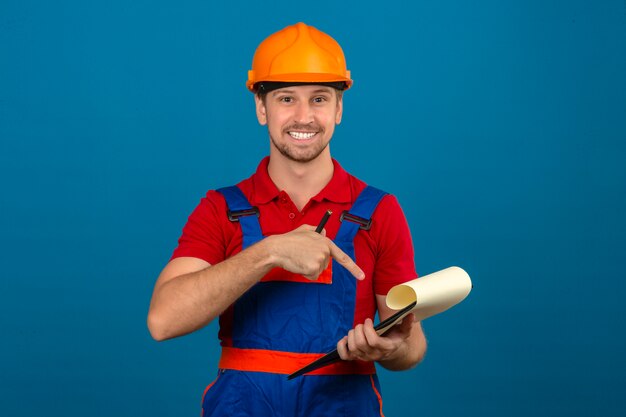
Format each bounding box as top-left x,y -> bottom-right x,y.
269,124 -> 331,163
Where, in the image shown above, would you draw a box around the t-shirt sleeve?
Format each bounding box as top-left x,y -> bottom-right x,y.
170,190 -> 228,265
371,194 -> 418,295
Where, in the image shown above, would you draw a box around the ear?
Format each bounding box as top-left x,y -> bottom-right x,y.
255,95 -> 267,126
335,95 -> 343,125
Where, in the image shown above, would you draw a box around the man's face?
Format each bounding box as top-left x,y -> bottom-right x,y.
255,85 -> 343,163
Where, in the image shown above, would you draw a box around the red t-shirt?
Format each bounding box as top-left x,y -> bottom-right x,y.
172,157 -> 417,326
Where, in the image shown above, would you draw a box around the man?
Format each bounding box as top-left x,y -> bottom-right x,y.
148,22 -> 427,416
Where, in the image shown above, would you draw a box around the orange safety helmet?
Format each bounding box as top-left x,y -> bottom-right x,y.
247,22 -> 352,93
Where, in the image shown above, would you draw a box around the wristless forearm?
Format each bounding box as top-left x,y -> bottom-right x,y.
149,238 -> 277,340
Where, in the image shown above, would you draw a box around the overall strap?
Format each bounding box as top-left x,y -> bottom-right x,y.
216,186 -> 264,248
335,185 -> 388,242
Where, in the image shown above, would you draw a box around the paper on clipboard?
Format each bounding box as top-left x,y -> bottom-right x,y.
376,266 -> 472,334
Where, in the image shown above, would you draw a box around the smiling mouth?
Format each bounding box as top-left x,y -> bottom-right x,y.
288,131 -> 317,140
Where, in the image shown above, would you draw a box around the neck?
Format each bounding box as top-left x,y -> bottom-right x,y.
267,149 -> 334,211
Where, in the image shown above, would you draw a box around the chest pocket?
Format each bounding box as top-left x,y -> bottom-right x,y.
261,264 -> 333,284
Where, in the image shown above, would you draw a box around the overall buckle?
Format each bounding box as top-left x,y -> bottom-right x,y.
227,207 -> 260,222
339,211 -> 372,231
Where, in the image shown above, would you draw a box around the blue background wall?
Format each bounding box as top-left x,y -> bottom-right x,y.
1,1 -> 625,416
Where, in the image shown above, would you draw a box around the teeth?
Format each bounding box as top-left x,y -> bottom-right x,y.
289,131 -> 316,140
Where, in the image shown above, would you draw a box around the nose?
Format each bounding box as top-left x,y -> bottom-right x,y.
293,101 -> 314,124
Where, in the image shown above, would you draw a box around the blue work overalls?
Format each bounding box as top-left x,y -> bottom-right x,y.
201,185 -> 388,417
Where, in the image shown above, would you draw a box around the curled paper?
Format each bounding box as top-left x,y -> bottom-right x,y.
376,266 -> 472,335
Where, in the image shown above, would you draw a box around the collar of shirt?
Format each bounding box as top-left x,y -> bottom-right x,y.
249,156 -> 352,205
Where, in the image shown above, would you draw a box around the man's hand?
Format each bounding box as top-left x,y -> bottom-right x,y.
336,314 -> 415,363
266,224 -> 365,281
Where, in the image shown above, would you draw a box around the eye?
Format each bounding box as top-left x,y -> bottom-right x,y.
279,96 -> 294,103
312,96 -> 328,104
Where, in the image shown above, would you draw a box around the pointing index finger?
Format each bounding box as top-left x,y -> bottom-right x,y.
327,239 -> 365,280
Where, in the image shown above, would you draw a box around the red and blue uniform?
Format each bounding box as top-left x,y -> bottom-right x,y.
172,157 -> 417,417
